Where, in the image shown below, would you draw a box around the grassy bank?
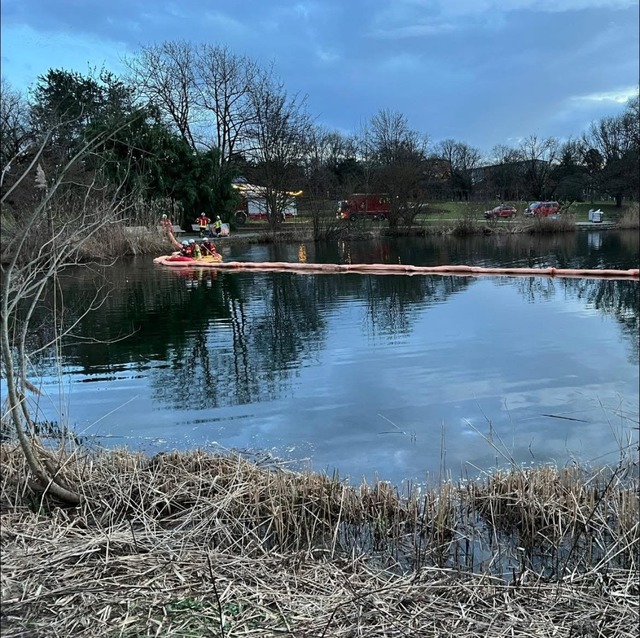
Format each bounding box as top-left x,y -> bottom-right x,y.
1,442 -> 638,637
417,200 -> 637,223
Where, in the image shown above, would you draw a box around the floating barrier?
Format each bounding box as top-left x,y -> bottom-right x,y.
154,258 -> 639,280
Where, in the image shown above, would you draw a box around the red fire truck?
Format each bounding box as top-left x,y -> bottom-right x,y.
337,194 -> 390,221
232,180 -> 302,225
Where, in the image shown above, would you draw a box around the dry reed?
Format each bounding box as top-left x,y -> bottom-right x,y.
1,442 -> 638,637
616,203 -> 640,229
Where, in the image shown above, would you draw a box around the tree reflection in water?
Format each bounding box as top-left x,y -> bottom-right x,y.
29,231 -> 638,414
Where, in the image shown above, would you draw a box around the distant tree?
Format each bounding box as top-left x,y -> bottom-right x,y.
487,144 -> 524,200
245,74 -> 311,229
301,128 -> 359,198
517,135 -> 559,200
551,138 -> 588,202
124,41 -> 198,150
193,44 -> 261,160
300,126 -> 354,239
4,69 -> 140,224
582,147 -> 605,202
0,79 -> 32,173
29,68 -> 135,161
362,109 -> 429,228
583,96 -> 639,207
432,139 -> 482,200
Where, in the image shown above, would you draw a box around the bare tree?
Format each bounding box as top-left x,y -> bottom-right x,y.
124,41 -> 198,149
517,135 -> 559,200
582,97 -> 639,206
0,78 -> 32,175
193,44 -> 261,160
432,139 -> 482,200
1,124 -> 132,504
486,144 -> 526,200
301,126 -> 350,239
361,109 -> 429,228
245,74 -> 311,229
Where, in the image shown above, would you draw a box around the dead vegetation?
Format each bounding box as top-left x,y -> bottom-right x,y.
1,442 -> 638,637
616,203 -> 640,229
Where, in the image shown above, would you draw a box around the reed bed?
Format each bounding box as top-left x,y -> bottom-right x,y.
616,203 -> 639,229
80,224 -> 172,258
1,442 -> 638,637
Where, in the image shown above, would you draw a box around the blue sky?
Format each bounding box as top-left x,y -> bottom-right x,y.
1,0 -> 638,155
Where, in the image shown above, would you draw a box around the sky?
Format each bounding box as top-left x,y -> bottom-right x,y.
1,0 -> 638,156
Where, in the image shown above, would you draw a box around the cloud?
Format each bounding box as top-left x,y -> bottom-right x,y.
570,86 -> 638,103
201,10 -> 249,37
370,0 -> 637,38
1,23 -> 129,91
396,0 -> 637,16
378,52 -> 424,72
369,22 -> 457,39
315,47 -> 340,64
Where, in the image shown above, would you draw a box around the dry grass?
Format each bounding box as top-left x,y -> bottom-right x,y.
616,203 -> 640,229
1,442 -> 638,637
80,224 -> 172,258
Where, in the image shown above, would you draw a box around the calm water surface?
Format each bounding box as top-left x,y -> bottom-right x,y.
29,231 -> 639,486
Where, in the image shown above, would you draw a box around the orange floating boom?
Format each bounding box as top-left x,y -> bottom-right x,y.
154,258 -> 640,280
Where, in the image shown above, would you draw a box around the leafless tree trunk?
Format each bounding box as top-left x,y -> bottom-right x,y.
124,41 -> 198,150
245,75 -> 311,231
0,79 -> 32,173
361,109 -> 429,228
193,44 -> 261,160
302,126 -> 349,239
432,139 -> 482,200
517,135 -> 559,200
1,126 -> 132,504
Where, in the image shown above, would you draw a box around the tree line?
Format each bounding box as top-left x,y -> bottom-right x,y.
1,40 -> 638,232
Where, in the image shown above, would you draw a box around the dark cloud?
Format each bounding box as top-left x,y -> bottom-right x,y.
1,0 -> 637,153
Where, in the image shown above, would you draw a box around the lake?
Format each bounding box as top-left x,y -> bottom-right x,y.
27,230 -> 639,487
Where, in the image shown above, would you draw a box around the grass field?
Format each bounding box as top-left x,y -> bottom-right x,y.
419,200 -> 628,223
294,200 -> 632,222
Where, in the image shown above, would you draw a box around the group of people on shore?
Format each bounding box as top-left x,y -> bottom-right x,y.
160,213 -> 224,238
195,213 -> 223,237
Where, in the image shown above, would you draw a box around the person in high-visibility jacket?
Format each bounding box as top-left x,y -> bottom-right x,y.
196,213 -> 211,237
213,215 -> 223,237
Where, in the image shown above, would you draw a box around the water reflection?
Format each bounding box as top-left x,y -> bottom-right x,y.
26,231 -> 639,485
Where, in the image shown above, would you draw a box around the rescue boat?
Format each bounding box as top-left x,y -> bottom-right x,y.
154,253 -> 223,267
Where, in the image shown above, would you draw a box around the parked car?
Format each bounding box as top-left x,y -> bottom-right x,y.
484,205 -> 517,219
523,201 -> 560,217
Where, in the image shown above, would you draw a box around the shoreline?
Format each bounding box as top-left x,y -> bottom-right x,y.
1,442 -> 638,636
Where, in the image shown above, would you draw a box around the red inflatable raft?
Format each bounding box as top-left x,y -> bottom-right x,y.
154,254 -> 223,267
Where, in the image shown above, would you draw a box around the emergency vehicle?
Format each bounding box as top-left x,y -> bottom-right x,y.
337,194 -> 391,221
232,179 -> 302,225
